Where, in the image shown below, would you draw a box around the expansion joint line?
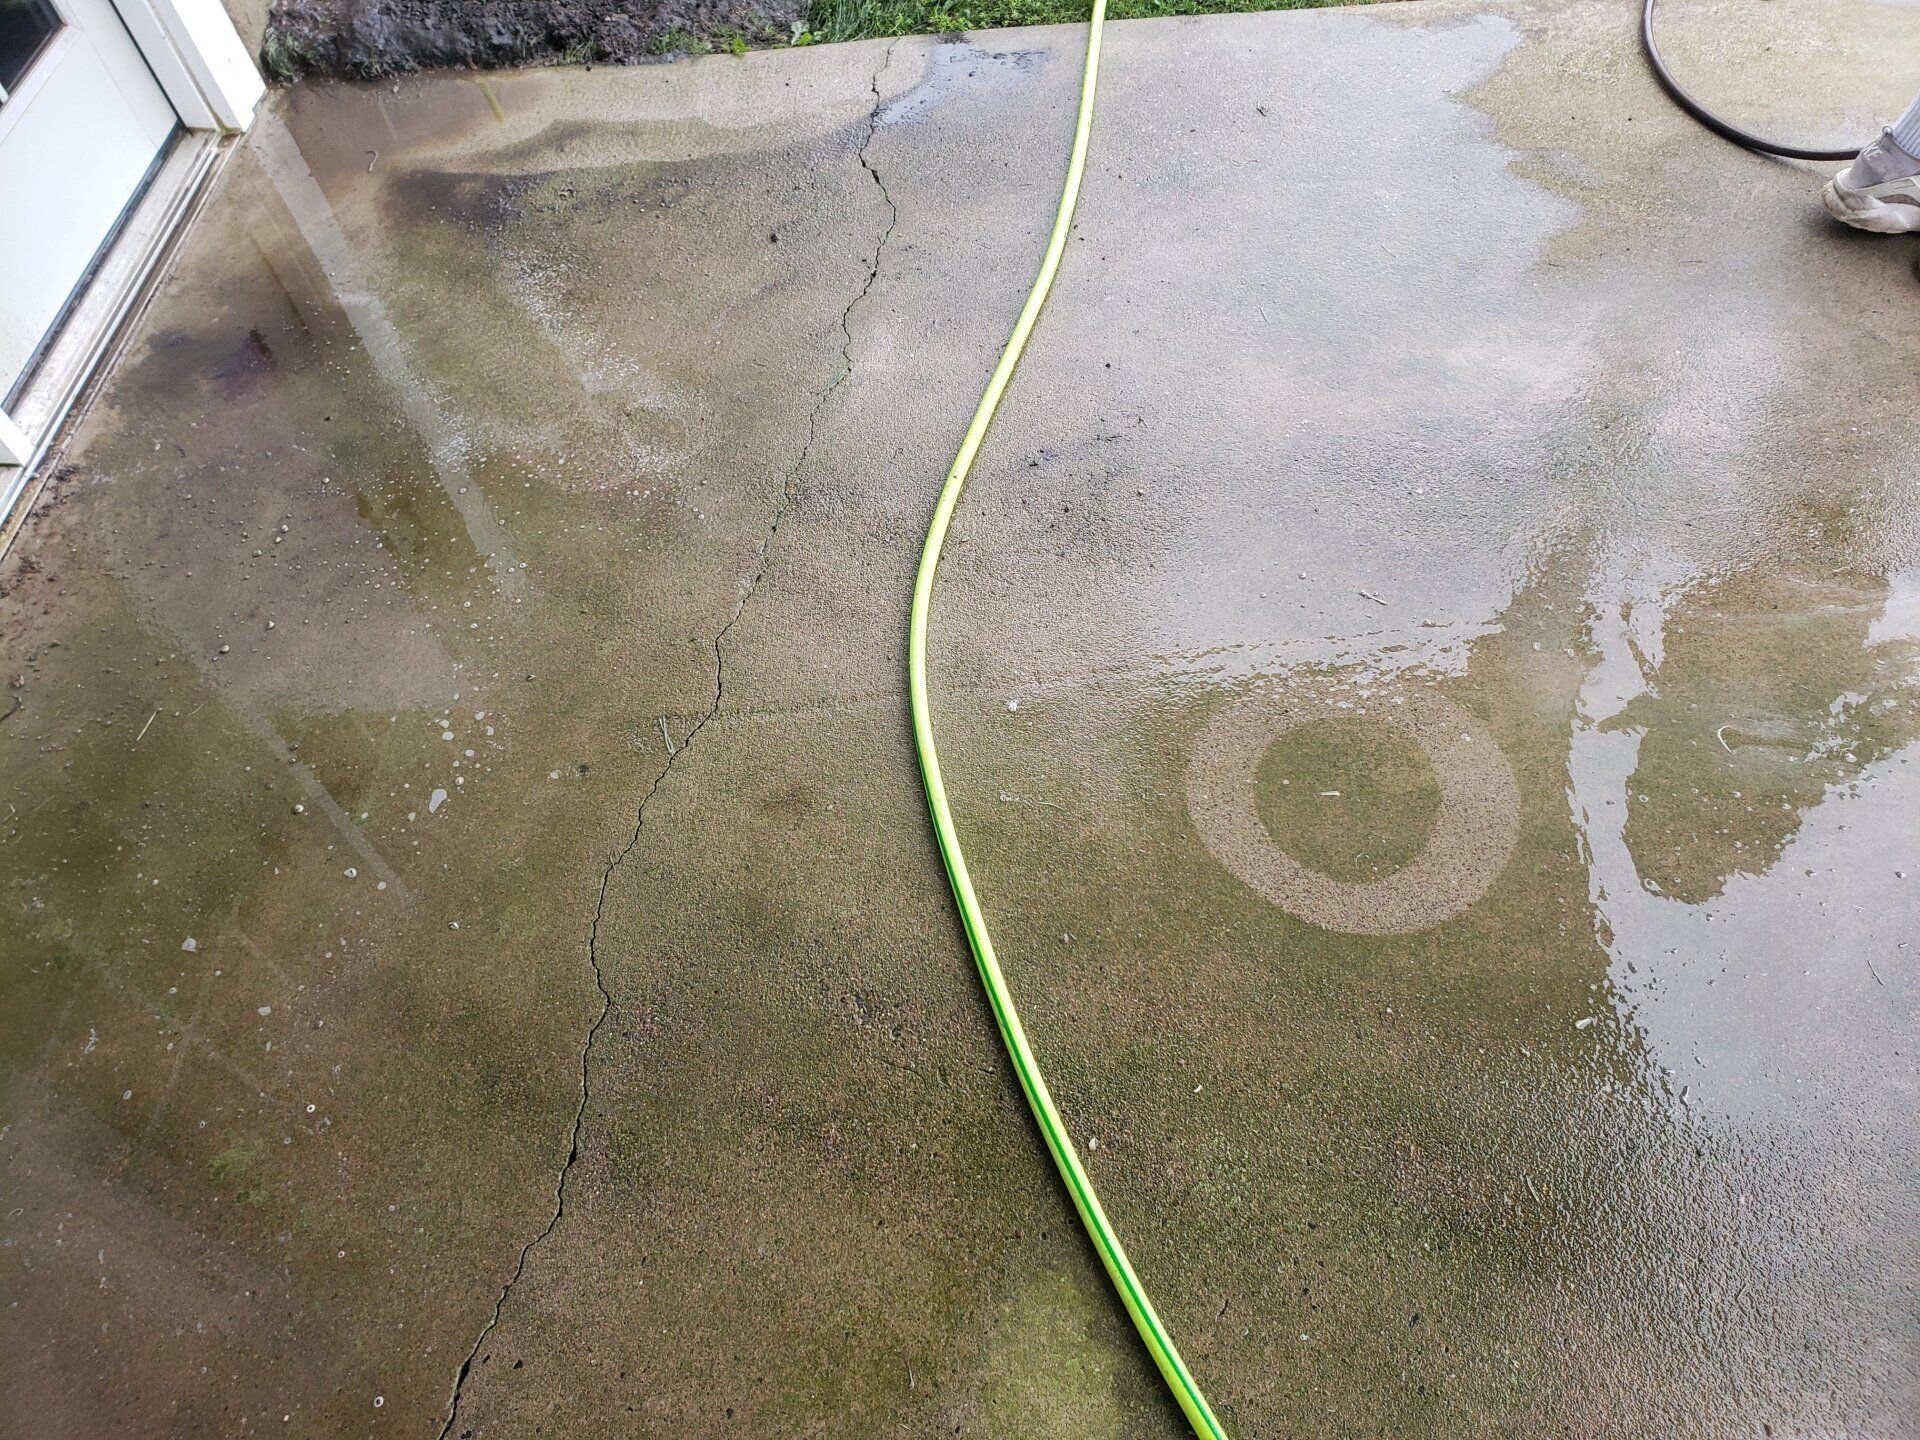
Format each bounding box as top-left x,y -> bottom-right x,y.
438,46 -> 904,1437
905,5 -> 1230,1438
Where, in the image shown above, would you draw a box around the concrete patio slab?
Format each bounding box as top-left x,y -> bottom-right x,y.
3,2 -> 1917,1435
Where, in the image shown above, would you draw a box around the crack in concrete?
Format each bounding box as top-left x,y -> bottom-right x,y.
437,42 -> 903,1439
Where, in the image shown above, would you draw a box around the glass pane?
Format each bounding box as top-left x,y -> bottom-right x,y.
0,0 -> 62,96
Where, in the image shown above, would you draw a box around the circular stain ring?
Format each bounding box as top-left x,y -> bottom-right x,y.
1186,680 -> 1520,935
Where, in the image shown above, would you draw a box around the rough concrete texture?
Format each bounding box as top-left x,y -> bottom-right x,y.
4,2 -> 1919,1435
261,0 -> 803,79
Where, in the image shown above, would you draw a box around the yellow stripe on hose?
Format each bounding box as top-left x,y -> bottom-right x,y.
904,7 -> 1230,1437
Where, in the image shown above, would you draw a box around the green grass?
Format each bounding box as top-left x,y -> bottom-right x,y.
259,24 -> 316,81
801,0 -> 1356,45
650,26 -> 715,54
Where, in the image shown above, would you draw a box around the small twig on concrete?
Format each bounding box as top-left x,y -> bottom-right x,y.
136,709 -> 158,742
1357,587 -> 1390,607
659,716 -> 675,757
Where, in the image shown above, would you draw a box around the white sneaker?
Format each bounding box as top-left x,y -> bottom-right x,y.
1823,130 -> 1920,234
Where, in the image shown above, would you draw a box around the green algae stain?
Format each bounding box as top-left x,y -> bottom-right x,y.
974,1270 -> 1137,1438
208,1138 -> 270,1205
1252,716 -> 1441,883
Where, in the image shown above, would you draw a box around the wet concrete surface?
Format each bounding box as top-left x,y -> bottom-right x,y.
3,2 -> 1918,1434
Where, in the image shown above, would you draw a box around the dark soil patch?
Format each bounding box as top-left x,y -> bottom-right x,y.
261,0 -> 1367,80
262,0 -> 805,79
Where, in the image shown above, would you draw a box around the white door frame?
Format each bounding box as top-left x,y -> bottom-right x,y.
0,0 -> 263,534
114,0 -> 264,134
0,410 -> 30,467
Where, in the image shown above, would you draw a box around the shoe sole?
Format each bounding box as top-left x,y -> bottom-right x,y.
1823,179 -> 1920,234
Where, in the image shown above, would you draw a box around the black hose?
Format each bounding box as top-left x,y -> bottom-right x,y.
1641,0 -> 1863,161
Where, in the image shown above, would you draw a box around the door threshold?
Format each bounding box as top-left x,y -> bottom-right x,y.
0,127 -> 231,556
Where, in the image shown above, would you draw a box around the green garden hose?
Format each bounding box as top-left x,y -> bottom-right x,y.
904,6 -> 1229,1436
